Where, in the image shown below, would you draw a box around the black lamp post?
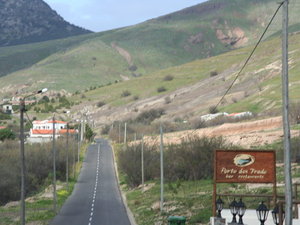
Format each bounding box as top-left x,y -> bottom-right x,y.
256,202 -> 269,225
19,88 -> 47,225
272,204 -> 285,225
237,198 -> 246,224
216,196 -> 224,218
229,198 -> 238,223
272,205 -> 279,225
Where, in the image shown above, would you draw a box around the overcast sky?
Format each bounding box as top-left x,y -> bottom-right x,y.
43,0 -> 207,32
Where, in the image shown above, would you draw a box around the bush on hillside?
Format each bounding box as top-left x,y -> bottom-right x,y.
210,71 -> 218,77
163,75 -> 174,81
0,138 -> 78,205
135,108 -> 165,125
157,86 -> 167,93
0,113 -> 11,120
0,128 -> 15,141
116,135 -> 230,187
97,101 -> 106,108
121,90 -> 131,97
209,106 -> 219,114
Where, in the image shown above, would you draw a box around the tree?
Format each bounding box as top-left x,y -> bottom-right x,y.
0,128 -> 16,141
85,124 -> 94,141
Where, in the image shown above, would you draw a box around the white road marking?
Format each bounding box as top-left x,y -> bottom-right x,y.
87,143 -> 101,225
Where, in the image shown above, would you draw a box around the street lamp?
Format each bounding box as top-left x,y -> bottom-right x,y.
236,198 -> 246,225
229,198 -> 238,223
272,204 -> 285,225
256,202 -> 269,225
19,88 -> 47,225
216,196 -> 224,218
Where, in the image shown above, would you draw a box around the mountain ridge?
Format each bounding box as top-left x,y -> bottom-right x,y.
0,0 -> 299,96
0,0 -> 91,47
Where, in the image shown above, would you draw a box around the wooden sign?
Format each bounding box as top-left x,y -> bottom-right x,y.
214,150 -> 276,183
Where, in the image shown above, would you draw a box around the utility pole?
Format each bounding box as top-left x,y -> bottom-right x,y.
134,133 -> 137,151
73,133 -> 76,179
18,88 -> 48,225
52,116 -> 57,213
124,122 -> 127,144
118,123 -> 121,143
80,117 -> 84,143
160,125 -> 164,213
19,98 -> 26,225
281,0 -> 292,224
66,123 -> 69,190
141,134 -> 144,191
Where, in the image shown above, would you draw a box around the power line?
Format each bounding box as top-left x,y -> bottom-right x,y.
211,1 -> 284,113
184,1 -> 284,138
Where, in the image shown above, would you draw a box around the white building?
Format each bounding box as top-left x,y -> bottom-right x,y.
28,120 -> 77,143
2,104 -> 14,114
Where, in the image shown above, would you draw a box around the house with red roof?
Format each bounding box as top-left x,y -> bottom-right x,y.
28,120 -> 77,143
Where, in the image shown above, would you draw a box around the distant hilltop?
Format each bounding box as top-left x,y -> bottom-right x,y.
0,0 -> 91,46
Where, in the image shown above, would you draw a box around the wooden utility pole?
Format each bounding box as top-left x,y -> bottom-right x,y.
141,134 -> 144,191
281,0 -> 292,224
19,99 -> 26,225
52,116 -> 57,213
160,125 -> 164,213
124,122 -> 127,144
118,123 -> 121,143
66,124 -> 69,190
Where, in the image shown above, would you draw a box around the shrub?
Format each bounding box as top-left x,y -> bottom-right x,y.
38,96 -> 50,104
85,124 -> 95,141
133,95 -> 139,101
209,106 -> 219,114
163,75 -> 174,81
0,128 -> 15,141
289,101 -> 300,124
0,138 -> 78,205
0,113 -> 11,120
136,108 -> 165,125
116,136 -> 230,187
157,86 -> 167,93
128,65 -> 138,72
164,96 -> 171,104
97,101 -> 106,107
101,125 -> 111,135
210,71 -> 218,77
121,90 -> 131,97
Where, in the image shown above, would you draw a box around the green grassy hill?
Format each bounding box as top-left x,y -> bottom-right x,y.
66,31 -> 300,124
1,0 -> 299,95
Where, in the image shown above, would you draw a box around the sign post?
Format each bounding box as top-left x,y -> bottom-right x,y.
213,150 -> 276,217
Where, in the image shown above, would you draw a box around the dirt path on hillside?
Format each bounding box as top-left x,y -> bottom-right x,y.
143,116 -> 299,148
111,42 -> 133,66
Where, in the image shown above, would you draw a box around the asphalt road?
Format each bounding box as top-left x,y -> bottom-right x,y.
50,139 -> 131,225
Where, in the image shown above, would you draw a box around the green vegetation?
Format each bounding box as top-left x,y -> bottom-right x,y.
1,0 -> 300,94
0,113 -> 11,121
115,136 -> 300,224
117,136 -> 230,187
0,128 -> 15,141
0,140 -> 90,225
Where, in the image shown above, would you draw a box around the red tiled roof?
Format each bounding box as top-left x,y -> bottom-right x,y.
59,129 -> 77,134
0,126 -> 6,130
32,129 -> 77,135
32,130 -> 53,135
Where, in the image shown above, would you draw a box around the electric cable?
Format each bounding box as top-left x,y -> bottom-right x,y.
185,1 -> 284,138
211,1 -> 284,113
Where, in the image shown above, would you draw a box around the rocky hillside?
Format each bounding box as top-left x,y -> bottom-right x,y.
0,0 -> 91,46
0,0 -> 299,95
